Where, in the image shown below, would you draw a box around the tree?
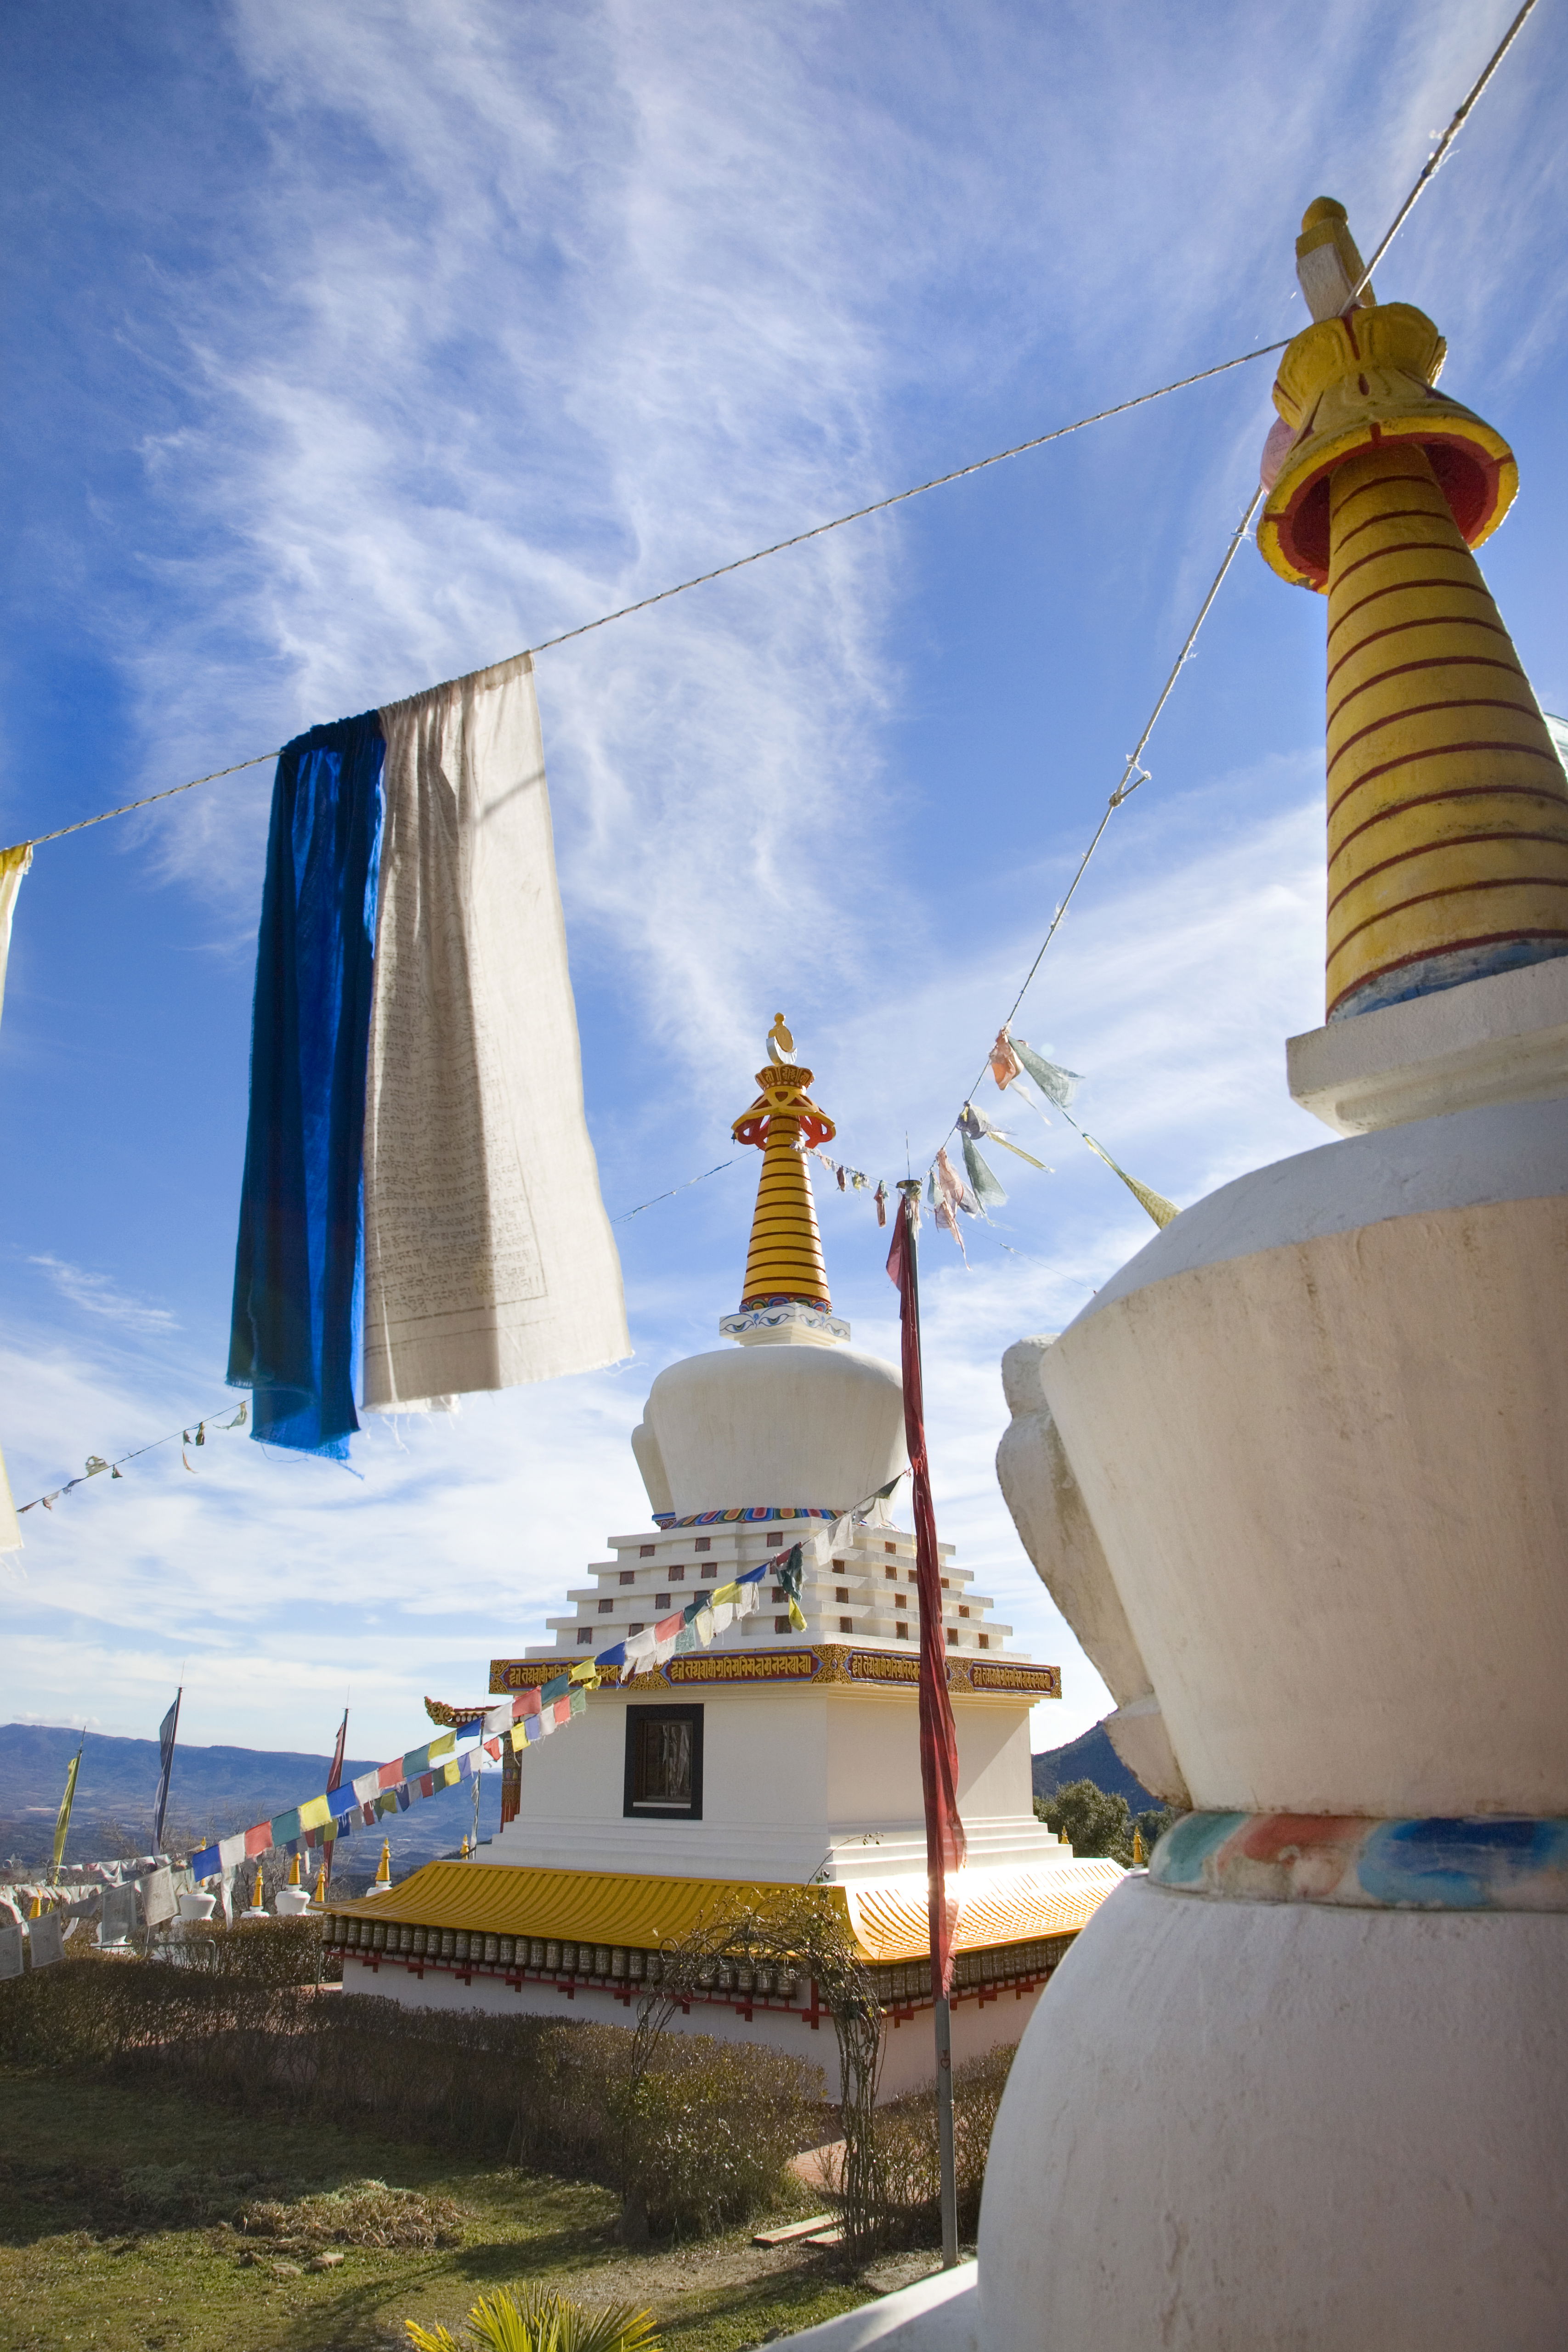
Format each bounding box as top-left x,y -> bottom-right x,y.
1035,1781 -> 1179,1868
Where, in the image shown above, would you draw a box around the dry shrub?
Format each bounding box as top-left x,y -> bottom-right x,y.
239,2179 -> 466,2250
0,1956 -> 817,2240
178,1917 -> 337,1986
871,2044 -> 1015,2244
620,2037 -> 820,2240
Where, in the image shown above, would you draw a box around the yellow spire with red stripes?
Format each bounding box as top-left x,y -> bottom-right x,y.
732,1015 -> 836,1312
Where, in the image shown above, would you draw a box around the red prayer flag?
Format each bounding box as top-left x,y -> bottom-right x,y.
327,1707 -> 349,1794
886,1190 -> 967,1995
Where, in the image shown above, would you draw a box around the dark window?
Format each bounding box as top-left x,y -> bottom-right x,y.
771,1586 -> 785,1602
701,1562 -> 717,1578
959,1605 -> 970,1618
774,1614 -> 791,1633
640,1544 -> 656,1558
978,1634 -> 990,1650
598,1598 -> 614,1613
669,1564 -> 685,1581
628,1621 -> 644,1634
835,1586 -> 849,1604
885,1566 -> 898,1580
695,1537 -> 711,1554
577,1628 -> 594,1644
839,1617 -> 853,1633
895,1591 -> 907,1610
767,1533 -> 785,1548
896,1622 -> 910,1638
946,1628 -> 958,1645
655,1594 -> 670,1611
624,1706 -> 703,1820
619,1570 -> 635,1586
884,1542 -> 897,1555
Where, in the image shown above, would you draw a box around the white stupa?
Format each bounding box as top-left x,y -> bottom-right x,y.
325,1023 -> 1120,2095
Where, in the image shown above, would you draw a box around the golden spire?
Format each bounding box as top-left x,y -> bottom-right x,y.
732,1017 -> 836,1311
1259,198 -> 1568,1019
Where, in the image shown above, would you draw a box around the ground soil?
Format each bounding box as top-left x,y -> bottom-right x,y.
0,2067 -> 885,2352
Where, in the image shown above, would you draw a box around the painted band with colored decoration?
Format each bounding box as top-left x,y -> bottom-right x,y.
1150,1810 -> 1568,1911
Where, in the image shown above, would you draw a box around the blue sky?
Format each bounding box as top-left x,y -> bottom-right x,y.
2,0 -> 1564,1767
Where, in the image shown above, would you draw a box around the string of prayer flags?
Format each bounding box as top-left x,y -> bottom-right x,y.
1081,1133 -> 1180,1229
16,1398 -> 248,1522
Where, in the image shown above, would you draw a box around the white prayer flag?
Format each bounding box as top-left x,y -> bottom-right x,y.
363,653 -> 629,1409
0,1924 -> 23,1980
139,1865 -> 176,1928
27,1915 -> 63,1968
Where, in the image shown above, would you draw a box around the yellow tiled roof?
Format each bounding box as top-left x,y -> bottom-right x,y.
331,1858 -> 1120,1962
845,1863 -> 1123,1962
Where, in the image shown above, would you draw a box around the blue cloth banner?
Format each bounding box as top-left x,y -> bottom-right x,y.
228,712 -> 386,1456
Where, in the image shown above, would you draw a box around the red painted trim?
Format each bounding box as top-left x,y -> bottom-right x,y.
1327,741 -> 1564,827
1326,573 -> 1492,649
1332,782 -> 1568,866
1327,832 -> 1568,918
1333,503 -> 1450,556
1327,930 -> 1568,1016
1327,693 -> 1541,778
1330,536 -> 1472,594
1325,611 -> 1512,692
1329,878 -> 1568,968
1328,652 -> 1526,734
1327,469 -> 1432,524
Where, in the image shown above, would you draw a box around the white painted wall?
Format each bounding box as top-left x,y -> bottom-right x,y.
489,1684 -> 1056,1883
341,1951 -> 1044,2101
979,1877 -> 1568,2351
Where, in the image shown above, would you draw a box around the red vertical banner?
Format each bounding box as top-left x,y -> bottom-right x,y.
887,1189 -> 967,1993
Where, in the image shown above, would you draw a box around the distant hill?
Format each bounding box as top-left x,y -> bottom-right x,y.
0,1723 -> 500,1886
1032,1719 -> 1157,1813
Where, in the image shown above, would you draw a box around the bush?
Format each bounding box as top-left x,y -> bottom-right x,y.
0,1955 -> 818,2241
1034,1779 -> 1177,1866
871,2045 -> 1015,2244
618,2037 -> 818,2240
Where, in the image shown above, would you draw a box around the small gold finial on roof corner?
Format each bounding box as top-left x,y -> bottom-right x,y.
766,1012 -> 796,1066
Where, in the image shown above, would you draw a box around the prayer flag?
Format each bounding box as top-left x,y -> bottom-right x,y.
362,653 -> 628,1412
51,1736 -> 84,1882
1011,1037 -> 1082,1110
227,713 -> 386,1457
1081,1132 -> 1180,1228
327,1707 -> 349,1793
151,1690 -> 181,1856
887,1189 -> 967,1996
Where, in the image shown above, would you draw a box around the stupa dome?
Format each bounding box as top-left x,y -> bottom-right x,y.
630,1020 -> 907,1521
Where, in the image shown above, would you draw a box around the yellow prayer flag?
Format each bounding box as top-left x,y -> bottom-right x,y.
297,1794 -> 332,1831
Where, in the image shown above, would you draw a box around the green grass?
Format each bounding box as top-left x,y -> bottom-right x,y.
0,2069 -> 873,2352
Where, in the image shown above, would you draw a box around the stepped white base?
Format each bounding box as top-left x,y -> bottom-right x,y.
978,1876 -> 1568,2351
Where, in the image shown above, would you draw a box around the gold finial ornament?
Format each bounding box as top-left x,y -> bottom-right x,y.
732,1019 -> 836,1312
1258,200 -> 1568,1019
287,1851 -> 302,1887
374,1838 -> 392,1886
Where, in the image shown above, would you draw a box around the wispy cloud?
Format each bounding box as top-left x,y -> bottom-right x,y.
28,1256 -> 180,1334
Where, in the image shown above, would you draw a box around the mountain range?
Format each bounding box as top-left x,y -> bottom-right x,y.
0,1721 -> 500,1887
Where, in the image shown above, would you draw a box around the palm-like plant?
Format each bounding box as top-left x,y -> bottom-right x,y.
407,2287 -> 660,2352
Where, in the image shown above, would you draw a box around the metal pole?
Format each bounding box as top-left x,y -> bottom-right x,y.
934,1989 -> 959,2267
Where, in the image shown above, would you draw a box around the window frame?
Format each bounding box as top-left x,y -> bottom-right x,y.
623,1703 -> 705,1821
